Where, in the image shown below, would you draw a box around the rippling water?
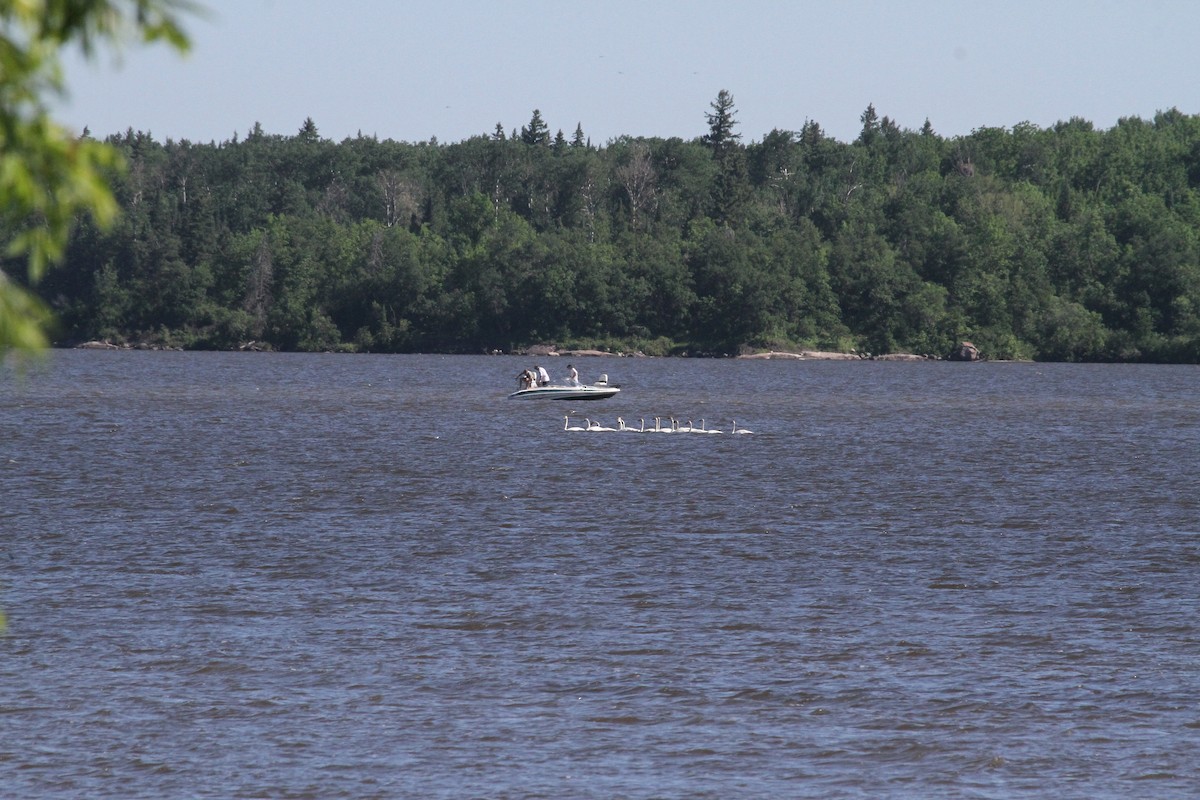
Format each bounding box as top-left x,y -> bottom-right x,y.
3,351 -> 1199,799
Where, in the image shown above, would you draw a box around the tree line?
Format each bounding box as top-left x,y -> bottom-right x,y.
30,92 -> 1200,361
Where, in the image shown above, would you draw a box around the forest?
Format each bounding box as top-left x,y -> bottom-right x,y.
24,92 -> 1200,361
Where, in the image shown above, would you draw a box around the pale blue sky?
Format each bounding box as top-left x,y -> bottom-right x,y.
55,0 -> 1200,145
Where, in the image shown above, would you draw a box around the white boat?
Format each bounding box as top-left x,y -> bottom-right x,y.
508,374 -> 620,401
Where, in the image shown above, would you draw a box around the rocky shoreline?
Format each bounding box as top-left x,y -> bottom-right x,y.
519,341 -> 984,361
522,346 -> 957,361
69,341 -> 983,361
736,341 -> 983,362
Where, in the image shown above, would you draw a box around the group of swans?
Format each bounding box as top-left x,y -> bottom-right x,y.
563,416 -> 753,434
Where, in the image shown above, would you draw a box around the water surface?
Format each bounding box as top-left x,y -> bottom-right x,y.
3,352 -> 1198,798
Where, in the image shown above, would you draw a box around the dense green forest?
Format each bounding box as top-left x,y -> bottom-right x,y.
26,92 -> 1200,360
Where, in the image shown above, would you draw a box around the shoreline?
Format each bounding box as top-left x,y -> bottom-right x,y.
66,341 -> 940,360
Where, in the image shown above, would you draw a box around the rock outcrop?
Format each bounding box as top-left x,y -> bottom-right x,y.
949,341 -> 982,361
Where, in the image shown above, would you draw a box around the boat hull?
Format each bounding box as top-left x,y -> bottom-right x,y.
508,385 -> 620,401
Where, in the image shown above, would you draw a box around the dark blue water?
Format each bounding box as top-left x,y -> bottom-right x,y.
3,351 -> 1198,798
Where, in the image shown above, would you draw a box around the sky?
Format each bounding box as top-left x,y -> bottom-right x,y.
53,0 -> 1200,147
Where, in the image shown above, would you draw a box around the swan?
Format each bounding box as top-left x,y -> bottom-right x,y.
694,418 -> 722,434
587,418 -> 617,432
678,419 -> 694,433
617,417 -> 643,432
653,416 -> 672,433
564,416 -> 585,431
731,420 -> 754,435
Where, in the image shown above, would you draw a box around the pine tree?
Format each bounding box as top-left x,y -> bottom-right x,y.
702,90 -> 747,224
703,90 -> 740,158
520,109 -> 550,146
298,117 -> 319,142
858,103 -> 879,145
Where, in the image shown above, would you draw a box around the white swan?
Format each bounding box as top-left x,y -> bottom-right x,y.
564,416 -> 585,431
678,419 -> 694,433
617,417 -> 643,432
587,418 -> 617,432
731,420 -> 754,435
694,418 -> 722,434
652,416 -> 672,433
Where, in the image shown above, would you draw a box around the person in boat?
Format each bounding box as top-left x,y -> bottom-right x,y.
566,364 -> 579,386
516,369 -> 533,390
536,365 -> 550,387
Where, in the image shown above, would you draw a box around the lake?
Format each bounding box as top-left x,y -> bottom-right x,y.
2,351 -> 1198,799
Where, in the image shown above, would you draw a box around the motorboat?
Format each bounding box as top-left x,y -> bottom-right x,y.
508,374 -> 621,401
508,384 -> 620,400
